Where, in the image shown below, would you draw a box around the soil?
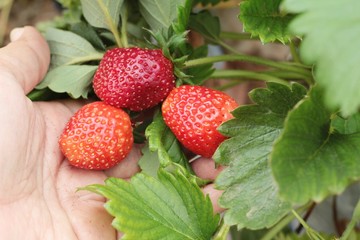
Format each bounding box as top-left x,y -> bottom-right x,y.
2,0 -> 59,45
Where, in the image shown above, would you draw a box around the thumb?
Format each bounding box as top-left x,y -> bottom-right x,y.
0,26 -> 50,94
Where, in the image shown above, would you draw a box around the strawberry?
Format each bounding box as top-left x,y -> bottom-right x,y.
162,85 -> 238,158
59,101 -> 133,170
93,47 -> 175,112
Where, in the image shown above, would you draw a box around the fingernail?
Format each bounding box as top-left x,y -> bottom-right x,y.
10,27 -> 25,42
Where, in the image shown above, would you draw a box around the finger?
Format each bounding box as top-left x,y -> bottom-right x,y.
191,157 -> 224,180
202,184 -> 225,214
0,26 -> 50,94
104,144 -> 142,179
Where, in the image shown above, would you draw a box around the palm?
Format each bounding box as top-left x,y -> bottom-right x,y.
0,27 -> 120,240
1,98 -> 118,239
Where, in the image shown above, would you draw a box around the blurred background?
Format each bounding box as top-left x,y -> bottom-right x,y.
0,0 -> 60,46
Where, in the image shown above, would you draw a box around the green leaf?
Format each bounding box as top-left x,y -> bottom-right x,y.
188,11 -> 221,44
145,112 -> 193,173
45,28 -> 103,67
138,144 -> 160,178
332,113 -> 360,135
80,0 -> 123,30
139,0 -> 186,34
36,65 -> 97,98
281,0 -> 360,116
70,22 -> 106,50
239,0 -> 294,43
173,0 -> 192,34
214,82 -> 307,229
85,170 -> 220,240
271,85 -> 360,205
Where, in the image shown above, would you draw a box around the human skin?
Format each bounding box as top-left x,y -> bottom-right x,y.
0,27 -> 223,240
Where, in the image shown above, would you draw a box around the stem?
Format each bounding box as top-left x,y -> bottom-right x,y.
292,209 -> 325,240
210,69 -> 291,86
339,199 -> 360,240
263,70 -> 309,80
65,52 -> 104,65
97,0 -> 122,48
260,213 -> 295,240
212,220 -> 230,240
0,0 -> 13,46
27,88 -> 49,101
289,41 -> 301,64
260,203 -> 313,240
184,54 -> 313,79
120,1 -> 129,48
217,39 -> 243,55
220,31 -> 254,41
295,202 -> 316,233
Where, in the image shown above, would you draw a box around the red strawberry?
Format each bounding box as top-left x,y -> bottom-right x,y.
59,101 -> 133,170
93,47 -> 175,112
162,85 -> 238,158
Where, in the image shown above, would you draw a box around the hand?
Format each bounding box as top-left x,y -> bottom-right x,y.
0,27 -> 223,240
0,26 -> 139,240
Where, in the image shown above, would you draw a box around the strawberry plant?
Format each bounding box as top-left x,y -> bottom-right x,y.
32,0 -> 360,239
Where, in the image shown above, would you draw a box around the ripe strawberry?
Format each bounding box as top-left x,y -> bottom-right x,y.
162,85 -> 238,158
93,47 -> 175,112
59,101 -> 133,170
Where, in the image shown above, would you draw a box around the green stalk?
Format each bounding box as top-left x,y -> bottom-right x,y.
212,220 -> 230,240
184,54 -> 312,79
260,213 -> 296,240
220,31 -> 254,41
211,37 -> 314,85
292,210 -> 325,240
120,1 -> 129,48
260,203 -> 314,240
263,69 -> 308,80
339,199 -> 360,240
65,52 -> 104,65
289,41 -> 301,64
97,0 -> 122,48
27,88 -> 49,101
210,69 -> 291,86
